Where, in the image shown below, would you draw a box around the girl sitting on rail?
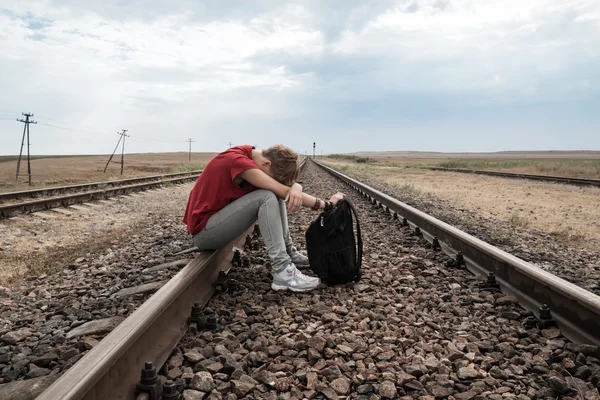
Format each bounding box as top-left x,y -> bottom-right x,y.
183,144 -> 344,292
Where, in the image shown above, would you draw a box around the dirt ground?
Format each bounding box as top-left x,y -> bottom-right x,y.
0,152 -> 217,193
329,151 -> 600,179
0,183 -> 195,284
323,159 -> 600,251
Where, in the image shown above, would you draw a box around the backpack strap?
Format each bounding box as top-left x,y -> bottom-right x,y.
341,198 -> 362,270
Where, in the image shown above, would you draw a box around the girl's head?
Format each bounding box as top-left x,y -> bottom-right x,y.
260,144 -> 299,186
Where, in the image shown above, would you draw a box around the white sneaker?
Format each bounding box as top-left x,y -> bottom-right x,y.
271,264 -> 320,292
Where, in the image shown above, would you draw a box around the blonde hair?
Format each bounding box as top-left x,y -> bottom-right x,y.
262,144 -> 299,186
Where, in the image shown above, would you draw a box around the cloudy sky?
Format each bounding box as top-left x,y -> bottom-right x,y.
0,0 -> 599,156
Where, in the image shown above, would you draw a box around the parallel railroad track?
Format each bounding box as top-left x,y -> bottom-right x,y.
0,171 -> 203,203
9,159 -> 600,399
0,171 -> 202,219
421,166 -> 600,188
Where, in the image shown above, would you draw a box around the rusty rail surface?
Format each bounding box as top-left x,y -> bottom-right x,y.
315,160 -> 600,346
421,166 -> 600,187
0,174 -> 201,219
0,170 -> 202,203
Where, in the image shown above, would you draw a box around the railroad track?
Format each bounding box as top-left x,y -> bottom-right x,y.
3,159 -> 600,399
421,166 -> 600,188
0,171 -> 202,219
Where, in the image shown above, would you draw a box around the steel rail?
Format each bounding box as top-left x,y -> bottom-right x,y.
0,175 -> 200,219
36,225 -> 254,400
314,160 -> 600,346
422,166 -> 600,187
36,157 -> 308,399
0,170 -> 202,203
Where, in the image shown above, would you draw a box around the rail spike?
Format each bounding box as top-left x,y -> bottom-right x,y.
189,301 -> 205,334
537,304 -> 558,329
162,380 -> 182,400
135,361 -> 162,400
432,236 -> 441,250
479,272 -> 500,292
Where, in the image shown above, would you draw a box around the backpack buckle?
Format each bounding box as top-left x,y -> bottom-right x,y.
320,216 -> 324,227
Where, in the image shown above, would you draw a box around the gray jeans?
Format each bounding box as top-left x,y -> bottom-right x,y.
192,189 -> 294,273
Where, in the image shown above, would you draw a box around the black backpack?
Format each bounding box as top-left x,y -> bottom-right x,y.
305,198 -> 363,284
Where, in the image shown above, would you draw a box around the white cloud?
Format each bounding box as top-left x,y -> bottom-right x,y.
330,0 -> 600,96
0,0 -> 598,155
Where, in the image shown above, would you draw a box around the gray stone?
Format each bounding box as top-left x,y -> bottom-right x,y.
144,259 -> 192,273
83,337 -> 99,350
1,328 -> 32,344
114,281 -> 166,298
337,344 -> 353,354
548,376 -> 570,394
331,377 -> 351,395
253,370 -> 276,387
457,367 -> 479,380
66,316 -> 124,339
190,371 -> 215,392
184,349 -> 204,364
566,343 -> 600,358
397,371 -> 416,385
426,382 -> 453,397
320,388 -> 338,399
454,390 -> 477,400
0,374 -> 58,400
231,378 -> 255,397
320,365 -> 342,379
183,390 -> 206,400
405,364 -> 426,377
306,372 -> 319,390
167,367 -> 183,380
357,384 -> 374,394
354,284 -> 370,293
26,364 -> 51,379
308,335 -> 327,352
30,352 -> 58,367
379,380 -> 398,398
60,348 -> 79,361
541,328 -> 561,339
489,366 -> 509,380
182,367 -> 195,381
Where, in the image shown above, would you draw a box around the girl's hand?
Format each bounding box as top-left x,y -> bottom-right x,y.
285,183 -> 303,213
330,192 -> 345,205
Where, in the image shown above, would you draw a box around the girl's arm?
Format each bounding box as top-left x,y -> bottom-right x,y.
238,168 -> 339,209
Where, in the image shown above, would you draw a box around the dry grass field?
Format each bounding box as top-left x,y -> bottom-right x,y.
332,151 -> 600,179
323,157 -> 600,250
0,152 -> 217,193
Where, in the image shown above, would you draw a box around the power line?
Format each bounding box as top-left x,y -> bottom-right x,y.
187,138 -> 195,162
104,130 -> 129,175
38,122 -> 111,136
39,121 -> 187,143
129,134 -> 187,143
15,113 -> 37,186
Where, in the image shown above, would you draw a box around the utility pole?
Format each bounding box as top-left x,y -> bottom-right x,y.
187,138 -> 195,162
104,129 -> 129,175
227,142 -> 233,149
313,142 -> 316,159
16,113 -> 37,186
